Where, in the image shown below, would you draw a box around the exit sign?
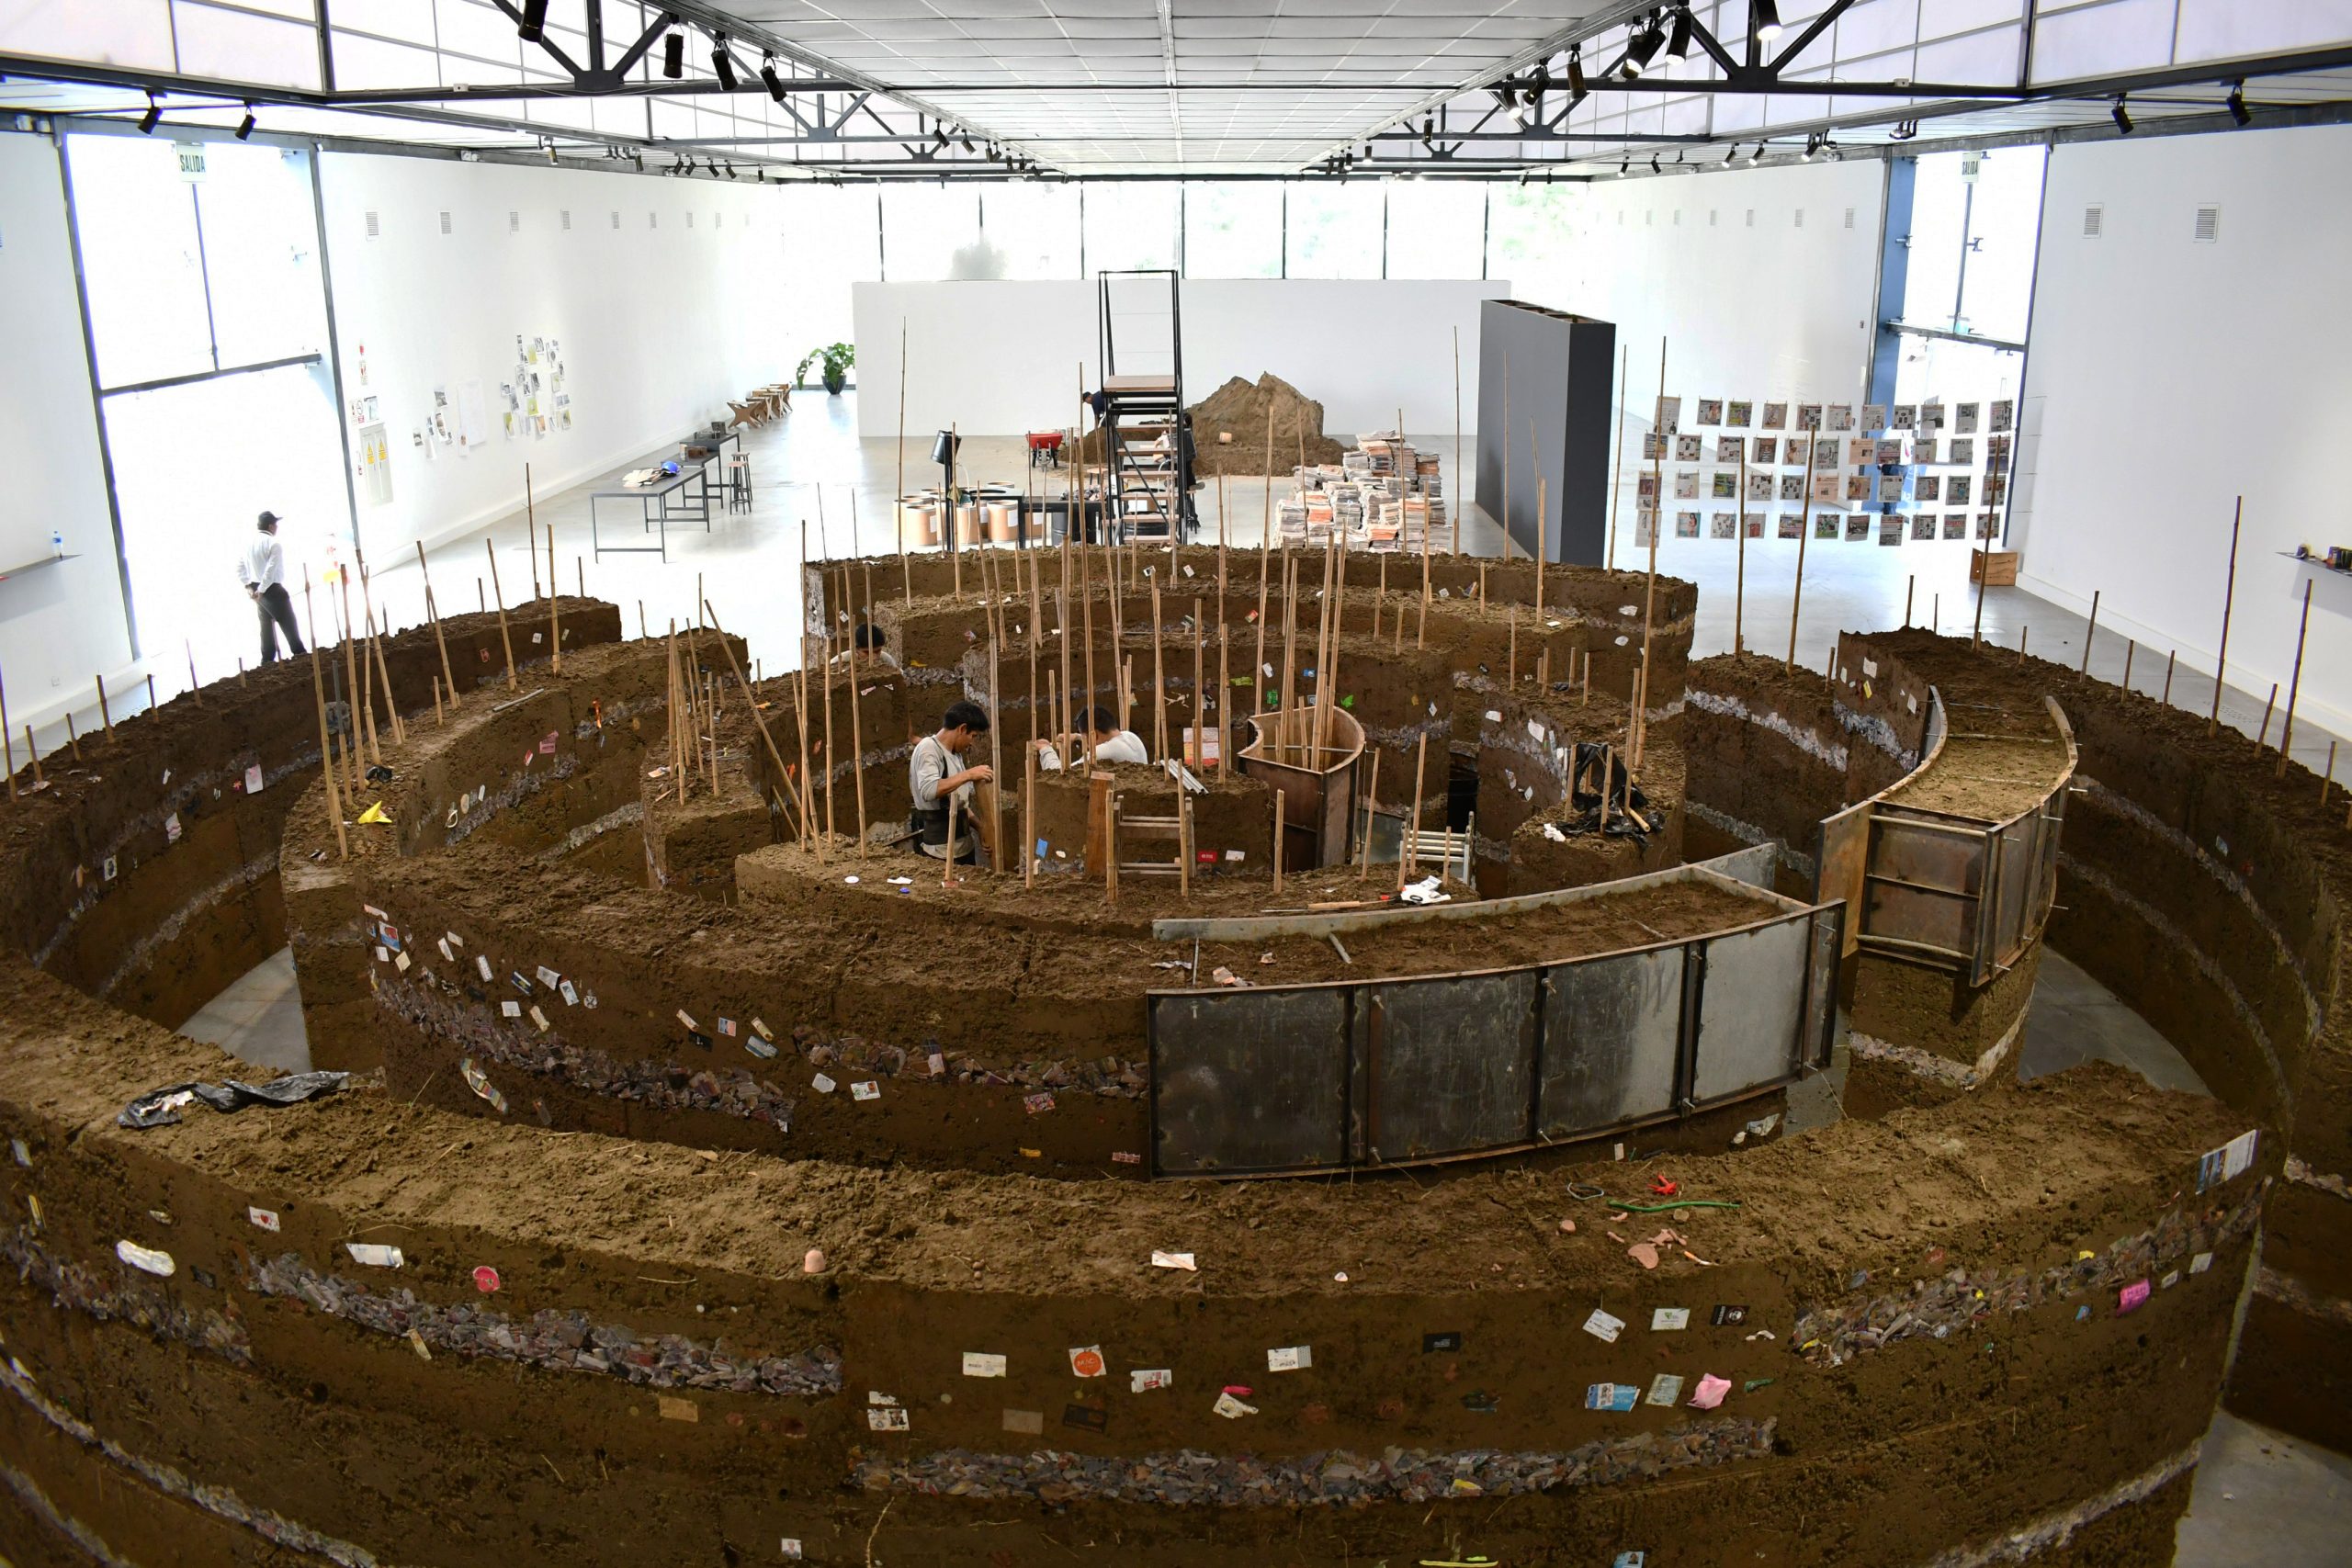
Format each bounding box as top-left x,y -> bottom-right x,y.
175,142 -> 206,181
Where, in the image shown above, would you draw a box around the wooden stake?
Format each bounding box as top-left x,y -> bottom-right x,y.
2211,499 -> 2241,735
1192,598 -> 1205,769
1177,785 -> 1192,899
1605,342 -> 1628,567
1252,544 -> 1270,724
369,608 -> 405,748
1359,752 -> 1380,880
548,522 -> 561,671
432,675 -> 444,727
301,581 -> 348,859
1398,732 -> 1428,894
1788,431 -> 1815,670
1272,787 -> 1284,893
416,542 -> 460,707
1150,581 -> 1168,762
26,725 -> 41,784
2276,580 -> 2313,776
1023,743 -> 1036,888
336,575 -> 366,791
525,464 -> 538,597
94,675 -> 112,744
2121,638 -> 2135,692
1508,606 -> 1518,689
1453,323 -> 1464,557
849,634 -> 869,855
2319,740 -> 2336,806
66,712 -> 78,762
1634,341 -> 1667,766
2018,626 -> 2030,664
2256,682 -> 2278,749
2164,650 -> 2177,705
2080,589 -> 2099,675
485,540 -> 517,688
185,640 -> 200,705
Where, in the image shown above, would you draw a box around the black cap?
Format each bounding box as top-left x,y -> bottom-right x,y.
257,510 -> 281,529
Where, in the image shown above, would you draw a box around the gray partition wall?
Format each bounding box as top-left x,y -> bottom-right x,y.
1475,300 -> 1618,566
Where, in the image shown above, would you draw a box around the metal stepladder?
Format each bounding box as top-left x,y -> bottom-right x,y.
1095,269 -> 1199,544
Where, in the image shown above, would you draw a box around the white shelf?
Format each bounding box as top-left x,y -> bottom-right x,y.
0,553 -> 78,583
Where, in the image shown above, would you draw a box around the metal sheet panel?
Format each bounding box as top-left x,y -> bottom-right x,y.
1692,916 -> 1811,1102
1366,971 -> 1538,1162
1804,906 -> 1844,1069
1863,878 -> 1975,953
1816,802 -> 1871,955
1871,817 -> 1984,896
1537,946 -> 1685,1134
1150,987 -> 1348,1174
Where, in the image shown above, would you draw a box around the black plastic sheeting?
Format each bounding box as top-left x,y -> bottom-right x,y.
118,1070 -> 351,1130
1557,742 -> 1654,838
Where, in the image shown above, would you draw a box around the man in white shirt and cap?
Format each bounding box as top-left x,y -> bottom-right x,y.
1035,705 -> 1148,772
240,511 -> 306,663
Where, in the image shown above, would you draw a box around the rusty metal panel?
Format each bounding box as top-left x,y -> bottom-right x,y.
1816,802 -> 1871,956
1149,987 -> 1348,1175
1863,877 -> 1975,954
1871,817 -> 1984,897
1691,915 -> 1811,1102
1363,972 -> 1539,1162
1536,946 -> 1685,1134
1804,906 -> 1844,1069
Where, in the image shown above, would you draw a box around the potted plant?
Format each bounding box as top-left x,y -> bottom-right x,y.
796,342 -> 855,395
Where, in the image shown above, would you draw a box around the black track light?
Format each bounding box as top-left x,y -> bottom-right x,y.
1722,144 -> 1736,164
2227,81 -> 2250,127
761,56 -> 786,103
1664,8 -> 1693,66
235,104 -> 255,140
662,31 -> 684,79
959,131 -> 975,152
517,0 -> 548,43
1623,17 -> 1665,78
1649,153 -> 1660,175
137,96 -> 159,135
2111,95 -> 2132,134
1754,0 -> 1782,42
1568,47 -> 1588,104
933,126 -> 949,148
1618,156 -> 1629,175
712,42 -> 737,92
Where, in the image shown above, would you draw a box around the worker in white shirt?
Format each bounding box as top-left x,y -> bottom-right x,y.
239,511 -> 306,663
1035,705 -> 1148,772
908,700 -> 994,862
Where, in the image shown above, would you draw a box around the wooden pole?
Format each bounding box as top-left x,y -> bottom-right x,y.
1150,581 -> 1168,762
1508,606 -> 1518,689
1398,732 -> 1428,894
369,608 -> 405,747
2321,740 -> 2337,806
416,542 -> 460,707
525,464 -> 539,598
1272,787 -> 1284,893
2276,580 -> 2313,776
484,540 -> 517,689
1787,431 -> 1816,670
2122,638 -> 2136,692
2210,498 -> 2242,735
1605,342 -> 1628,568
944,790 -> 959,887
1081,549 -> 1099,769
301,581 -> 348,859
1023,742 -> 1037,888
336,574 -> 368,788
1192,598 -> 1205,769
1972,546 -> 1987,650
2079,589 -> 2099,675
185,640 -> 200,705
1252,544 -> 1270,724
1263,405 -> 1273,542
352,575 -> 380,763
2018,625 -> 2030,664
1634,340 -> 1667,765
548,522 -> 561,671
94,675 -> 112,744
2164,650 -> 2177,705
2256,682 -> 2278,749
22,725 -> 38,786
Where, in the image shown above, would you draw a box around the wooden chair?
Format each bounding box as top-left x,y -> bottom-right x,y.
727,400 -> 762,430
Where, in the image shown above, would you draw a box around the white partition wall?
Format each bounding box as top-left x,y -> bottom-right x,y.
853,278 -> 1509,439
2014,123 -> 2352,737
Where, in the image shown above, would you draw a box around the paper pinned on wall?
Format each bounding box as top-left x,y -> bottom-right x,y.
456,379 -> 490,449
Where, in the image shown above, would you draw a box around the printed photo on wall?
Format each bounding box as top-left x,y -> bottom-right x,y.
1956,402 -> 1981,434
1880,517 -> 1906,547
1644,433 -> 1668,460
1712,471 -> 1738,499
1779,473 -> 1804,502
1984,475 -> 2007,504
1726,400 -> 1753,428
1747,472 -> 1774,502
1677,511 -> 1703,539
1818,514 -> 1843,539
1747,513 -> 1767,538
1987,433 -> 2013,465
1876,439 -> 1905,466
1656,395 -> 1682,434
1752,437 -> 1778,465
1698,399 -> 1724,425
1919,402 -> 1946,429
1948,474 -> 1973,505
1912,515 -> 1938,540
1634,511 -> 1656,547
1943,513 -> 1968,539
1848,438 -> 1876,466
1812,473 -> 1843,503
1761,401 -> 1789,430
1977,513 -> 2000,539
1846,515 -> 1872,541
1891,404 -> 1917,430
1916,475 -> 1941,502
1814,437 -> 1838,470
1845,474 -> 1873,502
1912,437 -> 1939,464
1990,400 -> 2014,432
1637,472 -> 1659,502
1825,404 -> 1854,432
1780,514 -> 1804,539
1671,469 -> 1698,499
1950,437 -> 1974,466
1716,435 -> 1745,463
1797,403 -> 1823,431
1676,434 -> 1704,461
1709,513 -> 1735,539
1861,404 -> 1889,431
1879,475 -> 1905,503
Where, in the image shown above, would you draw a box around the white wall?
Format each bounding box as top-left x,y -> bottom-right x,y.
2016,124 -> 2352,737
319,153 -> 793,561
0,130 -> 135,734
853,278 -> 1509,440
1539,158 -> 1891,419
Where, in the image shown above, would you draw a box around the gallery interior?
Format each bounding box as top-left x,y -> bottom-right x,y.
4,4 -> 2352,1566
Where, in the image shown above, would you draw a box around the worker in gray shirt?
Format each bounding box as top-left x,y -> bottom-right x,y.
909,700 -> 992,862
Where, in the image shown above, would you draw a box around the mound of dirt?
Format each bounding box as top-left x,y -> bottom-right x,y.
1077,373 -> 1351,475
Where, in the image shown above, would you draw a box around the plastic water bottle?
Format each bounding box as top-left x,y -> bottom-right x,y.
50,530 -> 62,557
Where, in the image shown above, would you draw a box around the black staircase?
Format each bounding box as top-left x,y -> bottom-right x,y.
1095,269 -> 1197,543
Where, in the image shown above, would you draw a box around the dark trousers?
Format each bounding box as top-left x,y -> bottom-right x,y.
256,582 -> 305,663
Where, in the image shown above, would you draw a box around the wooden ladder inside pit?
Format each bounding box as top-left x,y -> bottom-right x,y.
1085,772 -> 1196,898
